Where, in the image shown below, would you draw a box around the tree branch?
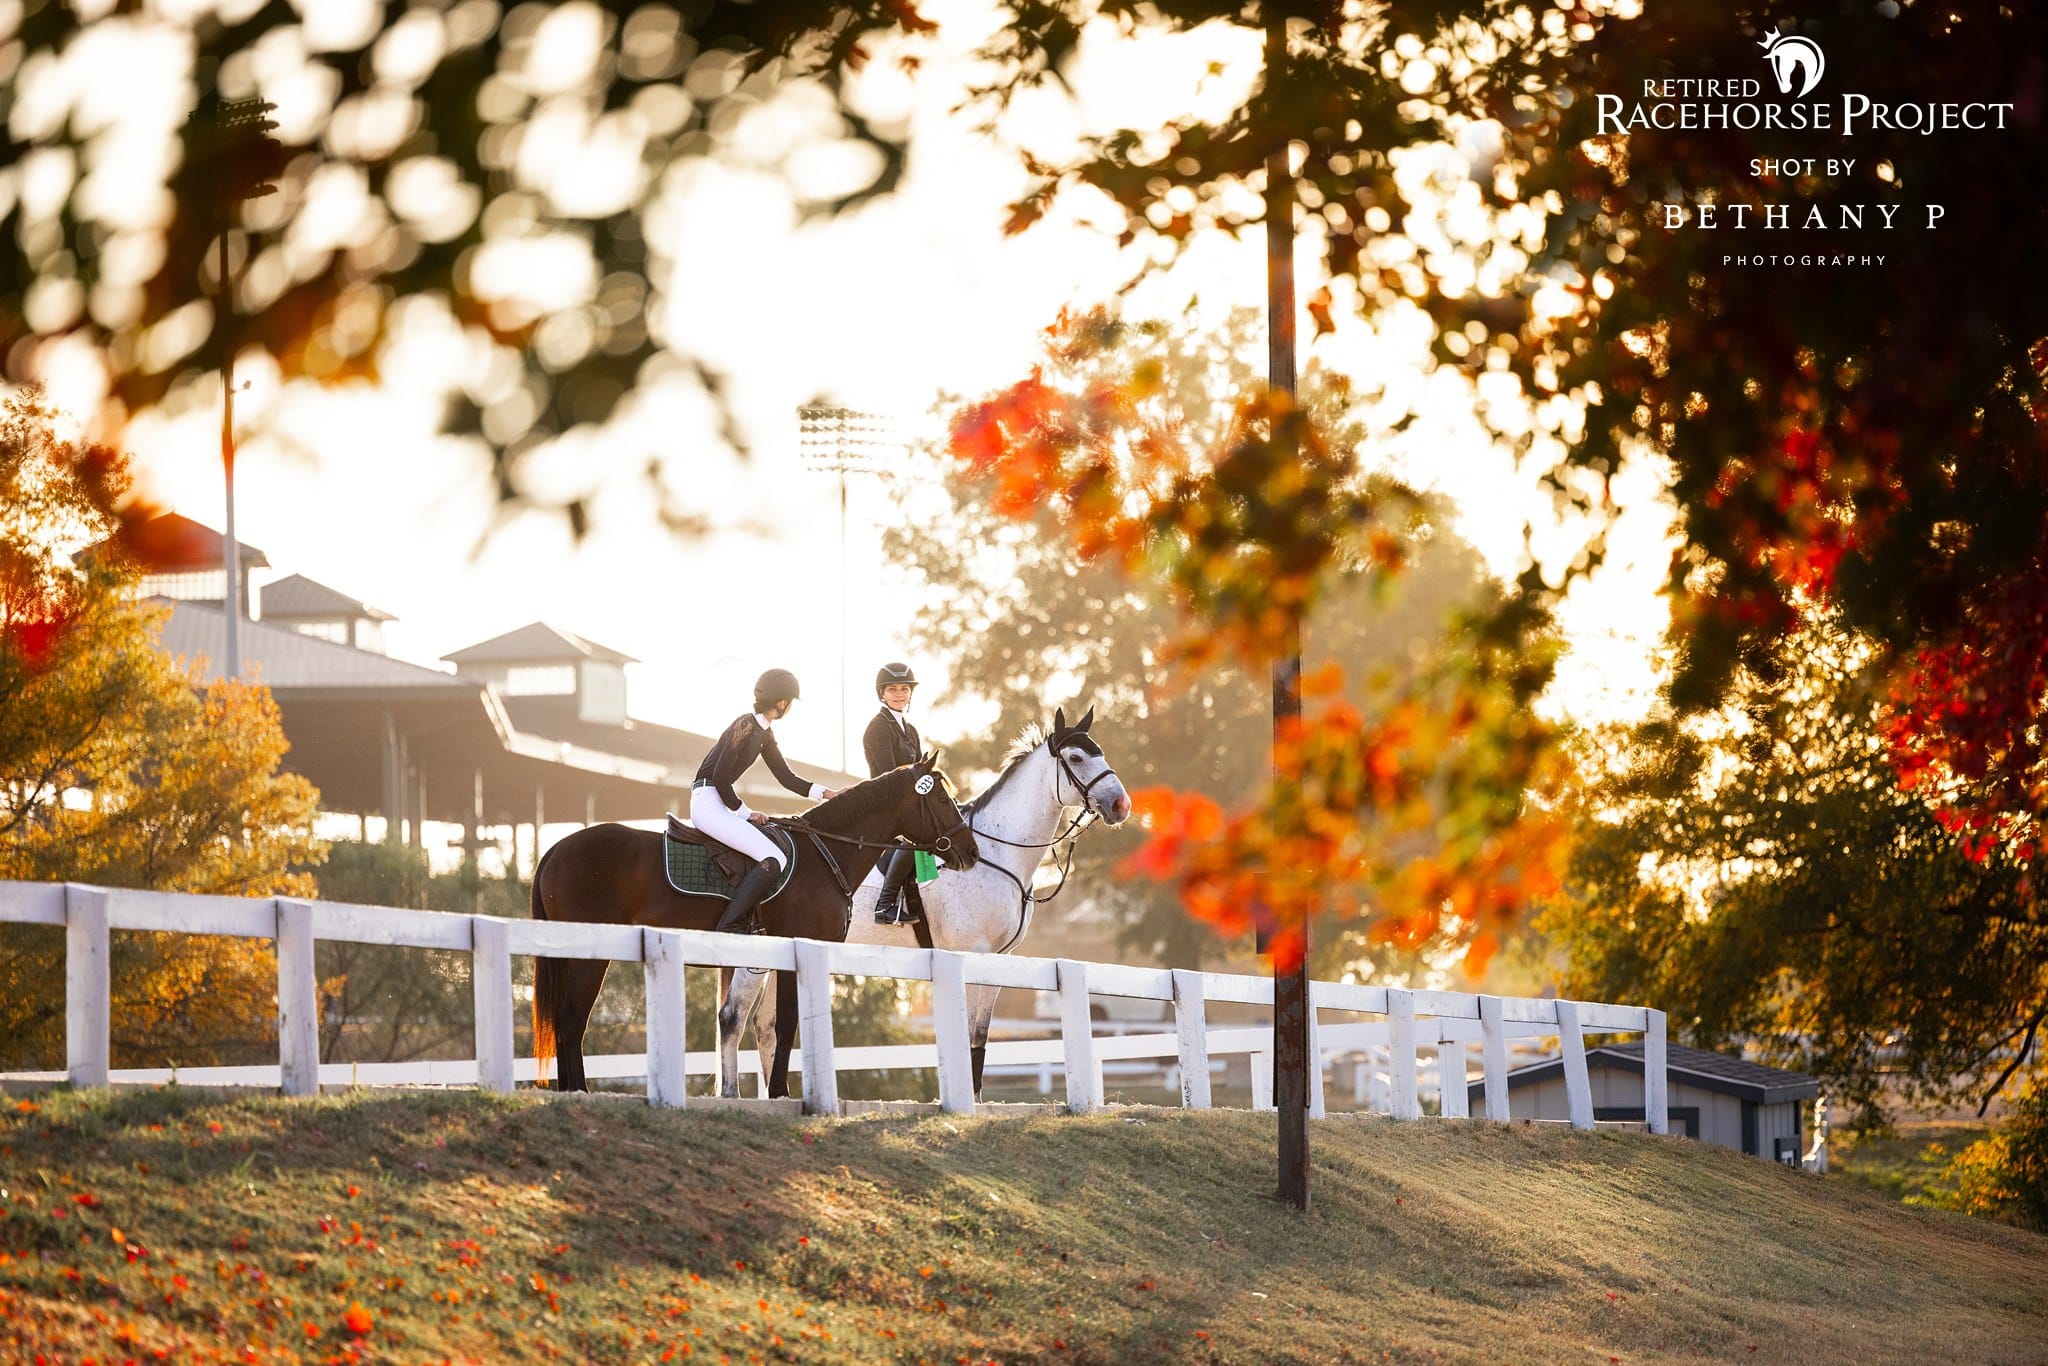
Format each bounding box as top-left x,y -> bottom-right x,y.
1977,1004 -> 2047,1116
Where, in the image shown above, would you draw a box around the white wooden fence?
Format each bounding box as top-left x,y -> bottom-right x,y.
0,881 -> 1668,1132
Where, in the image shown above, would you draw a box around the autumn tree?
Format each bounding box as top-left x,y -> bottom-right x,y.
1498,1 -> 2046,1125
1544,620 -> 2046,1124
0,393 -> 326,1069
1498,1 -> 2048,860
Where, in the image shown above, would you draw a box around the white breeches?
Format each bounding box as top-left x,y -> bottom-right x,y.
689,787 -> 784,868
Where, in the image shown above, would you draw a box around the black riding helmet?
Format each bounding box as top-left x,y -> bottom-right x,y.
874,661 -> 918,699
754,668 -> 801,710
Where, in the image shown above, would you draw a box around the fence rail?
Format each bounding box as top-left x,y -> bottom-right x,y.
0,881 -> 1668,1131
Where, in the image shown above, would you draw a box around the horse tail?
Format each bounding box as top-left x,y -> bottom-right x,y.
530,846 -> 557,1089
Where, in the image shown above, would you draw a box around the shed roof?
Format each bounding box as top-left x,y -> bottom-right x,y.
1473,1042 -> 1818,1106
260,573 -> 395,622
442,622 -> 637,667
76,511 -> 270,572
149,600 -> 855,823
155,599 -> 467,693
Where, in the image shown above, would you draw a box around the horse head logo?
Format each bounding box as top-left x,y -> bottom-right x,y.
1759,27 -> 1825,98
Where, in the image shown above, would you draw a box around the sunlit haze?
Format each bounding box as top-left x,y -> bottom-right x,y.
32,0 -> 1672,776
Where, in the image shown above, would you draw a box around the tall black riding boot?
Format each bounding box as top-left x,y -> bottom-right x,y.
714,859 -> 780,935
874,847 -> 920,925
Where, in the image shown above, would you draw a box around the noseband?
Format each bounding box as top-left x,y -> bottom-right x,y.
1053,744 -> 1122,817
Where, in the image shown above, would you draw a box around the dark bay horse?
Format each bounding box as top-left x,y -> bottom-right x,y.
530,753 -> 977,1094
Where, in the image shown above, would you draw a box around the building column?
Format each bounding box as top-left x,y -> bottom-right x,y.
380,708 -> 402,846
397,734 -> 411,844
531,783 -> 546,876
411,767 -> 426,851
470,768 -> 486,868
466,767 -> 487,915
584,792 -> 596,827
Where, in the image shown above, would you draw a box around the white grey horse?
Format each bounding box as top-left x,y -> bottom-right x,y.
718,705 -> 1130,1099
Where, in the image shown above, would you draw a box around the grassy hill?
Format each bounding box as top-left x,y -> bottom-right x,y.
3,1088 -> 2044,1364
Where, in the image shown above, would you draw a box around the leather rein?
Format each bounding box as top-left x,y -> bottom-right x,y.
776,779 -> 973,902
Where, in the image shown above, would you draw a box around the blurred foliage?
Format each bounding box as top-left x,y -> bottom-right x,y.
1915,1074 -> 2048,1232
947,307 -> 1568,970
891,307 -> 1508,973
0,392 -> 325,1068
1542,620 -> 2047,1122
1,0 -> 934,528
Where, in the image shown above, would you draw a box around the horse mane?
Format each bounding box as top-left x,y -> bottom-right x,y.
1001,722 -> 1048,768
970,722 -> 1054,811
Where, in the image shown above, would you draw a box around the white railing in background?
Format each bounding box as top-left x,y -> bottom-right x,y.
0,881 -> 1668,1131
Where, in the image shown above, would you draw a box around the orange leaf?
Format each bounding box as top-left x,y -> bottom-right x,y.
1300,662 -> 1345,698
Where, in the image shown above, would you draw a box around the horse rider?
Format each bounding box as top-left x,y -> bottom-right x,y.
865,661 -> 925,925
692,668 -> 839,935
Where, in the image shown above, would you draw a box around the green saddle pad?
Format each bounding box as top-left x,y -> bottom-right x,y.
662,823 -> 798,901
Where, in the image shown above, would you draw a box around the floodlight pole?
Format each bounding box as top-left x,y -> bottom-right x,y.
199,96 -> 282,681
1265,3 -> 1311,1213
799,407 -> 894,773
837,466 -> 849,770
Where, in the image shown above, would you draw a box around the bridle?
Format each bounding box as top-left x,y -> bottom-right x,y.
966,735 -> 1124,951
1053,739 -> 1123,821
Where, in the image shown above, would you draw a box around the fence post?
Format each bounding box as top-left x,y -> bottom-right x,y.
1171,969 -> 1211,1110
1306,989 -> 1326,1118
794,939 -> 839,1116
643,929 -> 687,1109
1250,1050 -> 1273,1110
275,898 -> 320,1097
1437,1039 -> 1469,1119
1644,1007 -> 1669,1135
1387,988 -> 1419,1120
65,885 -> 110,1089
471,917 -> 514,1094
1055,959 -> 1098,1113
931,951 -> 976,1115
1556,999 -> 1593,1130
1478,995 -> 1511,1122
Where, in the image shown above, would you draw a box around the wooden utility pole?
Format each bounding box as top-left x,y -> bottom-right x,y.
1265,3 -> 1311,1212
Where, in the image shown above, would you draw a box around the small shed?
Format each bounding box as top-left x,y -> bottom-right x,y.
443,622 -> 637,727
261,574 -> 396,654
1471,1043 -> 1818,1162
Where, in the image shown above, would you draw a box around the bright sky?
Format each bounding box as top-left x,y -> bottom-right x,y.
30,1 -> 1675,771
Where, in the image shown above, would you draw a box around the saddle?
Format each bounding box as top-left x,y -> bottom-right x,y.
662,813 -> 798,902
